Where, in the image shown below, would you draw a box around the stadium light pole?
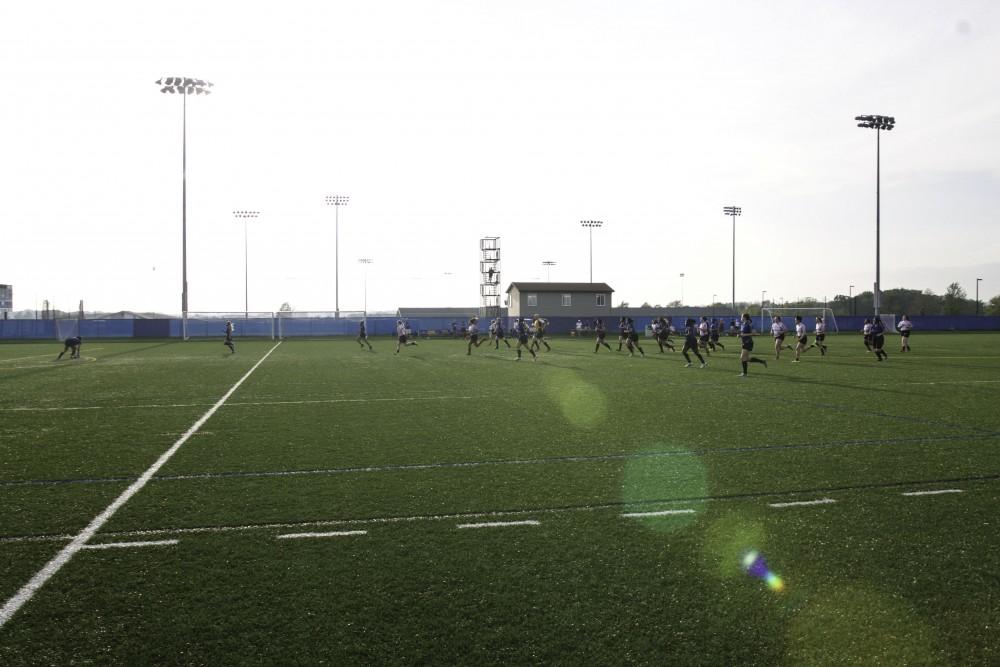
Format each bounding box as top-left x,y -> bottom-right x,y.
976,277 -> 982,316
359,258 -> 373,318
156,76 -> 213,340
679,273 -> 685,305
325,195 -> 350,318
849,284 -> 855,316
855,114 -> 895,318
542,261 -> 556,282
233,211 -> 259,319
723,206 -> 741,316
761,290 -> 767,331
712,293 -> 717,320
580,220 -> 603,282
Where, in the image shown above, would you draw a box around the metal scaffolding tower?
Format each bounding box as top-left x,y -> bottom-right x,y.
480,237 -> 501,319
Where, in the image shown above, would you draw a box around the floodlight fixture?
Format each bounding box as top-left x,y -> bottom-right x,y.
723,206 -> 742,316
326,195 -> 350,317
155,75 -> 214,340
542,260 -> 556,282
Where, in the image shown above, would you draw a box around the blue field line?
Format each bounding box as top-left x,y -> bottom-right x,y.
2,431 -> 997,488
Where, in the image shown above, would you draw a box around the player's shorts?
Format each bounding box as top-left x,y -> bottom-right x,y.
816,334 -> 825,342
629,332 -> 639,343
901,331 -> 910,338
398,335 -> 408,343
518,335 -> 529,345
699,334 -> 709,344
798,336 -> 808,345
741,337 -> 754,351
469,334 -> 479,343
863,334 -> 872,345
597,332 -> 606,340
710,333 -> 720,342
873,334 -> 885,348
774,334 -> 786,342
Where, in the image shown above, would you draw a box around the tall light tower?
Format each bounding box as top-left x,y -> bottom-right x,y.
542,261 -> 556,282
359,258 -> 373,318
580,220 -> 603,282
325,195 -> 350,318
849,284 -> 855,316
233,210 -> 259,319
723,206 -> 741,316
679,273 -> 685,305
855,114 -> 895,317
976,277 -> 983,316
156,76 -> 213,340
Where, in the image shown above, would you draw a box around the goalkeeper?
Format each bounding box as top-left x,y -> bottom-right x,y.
57,336 -> 82,360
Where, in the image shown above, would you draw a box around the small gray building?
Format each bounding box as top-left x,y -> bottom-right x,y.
505,282 -> 614,318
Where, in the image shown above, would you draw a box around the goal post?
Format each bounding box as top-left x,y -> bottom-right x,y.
760,307 -> 840,334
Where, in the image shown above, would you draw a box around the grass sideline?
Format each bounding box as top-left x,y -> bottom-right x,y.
1,333 -> 999,664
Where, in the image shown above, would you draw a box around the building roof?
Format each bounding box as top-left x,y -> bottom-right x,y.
506,282 -> 614,293
397,307 -> 482,318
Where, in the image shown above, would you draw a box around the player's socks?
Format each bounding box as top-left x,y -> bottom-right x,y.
742,360 -> 748,374
543,342 -> 551,351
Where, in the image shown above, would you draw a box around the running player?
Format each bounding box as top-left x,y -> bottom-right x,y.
770,315 -> 792,359
792,315 -> 808,362
698,317 -> 712,354
490,318 -> 512,349
356,320 -> 373,351
862,318 -> 873,352
657,317 -> 675,352
897,314 -> 913,352
617,317 -> 628,352
808,316 -> 828,356
530,315 -> 552,352
681,318 -> 707,368
709,318 -> 725,351
395,320 -> 418,354
513,317 -> 537,361
871,316 -> 888,361
624,317 -> 645,357
738,313 -> 768,376
594,319 -> 612,353
466,317 -> 486,355
57,335 -> 82,360
224,320 -> 235,353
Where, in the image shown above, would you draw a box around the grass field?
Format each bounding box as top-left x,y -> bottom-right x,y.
1,332 -> 999,665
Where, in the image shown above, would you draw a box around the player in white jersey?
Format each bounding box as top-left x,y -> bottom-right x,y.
770,316 -> 792,359
862,318 -> 873,352
808,316 -> 828,356
466,317 -> 487,355
697,317 -> 712,354
395,320 -> 418,354
792,316 -> 808,362
897,314 -> 913,352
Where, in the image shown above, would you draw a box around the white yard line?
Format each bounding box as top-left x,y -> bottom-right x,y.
768,498 -> 836,508
0,394 -> 471,412
901,489 -> 963,496
456,520 -> 540,529
0,341 -> 282,630
81,540 -> 179,550
621,509 -> 696,518
276,531 -> 367,540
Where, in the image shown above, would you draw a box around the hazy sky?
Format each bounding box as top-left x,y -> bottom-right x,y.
2,1 -> 998,314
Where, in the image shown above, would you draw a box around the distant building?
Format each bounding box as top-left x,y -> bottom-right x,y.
0,284 -> 11,320
505,282 -> 614,318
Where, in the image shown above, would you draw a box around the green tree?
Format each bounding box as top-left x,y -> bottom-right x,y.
987,295 -> 1000,316
943,282 -> 968,315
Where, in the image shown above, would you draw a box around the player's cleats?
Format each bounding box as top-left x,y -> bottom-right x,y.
700,362 -> 707,368
738,372 -> 747,377
684,362 -> 692,367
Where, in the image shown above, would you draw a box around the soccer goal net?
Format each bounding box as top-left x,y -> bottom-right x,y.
185,312 -> 275,340
760,307 -> 839,334
55,318 -> 79,340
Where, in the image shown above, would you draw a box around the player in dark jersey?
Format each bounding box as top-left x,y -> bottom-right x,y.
617,317 -> 628,351
57,335 -> 82,360
871,316 -> 888,361
653,317 -> 675,353
738,313 -> 767,376
681,318 -> 707,368
356,320 -> 373,351
224,321 -> 235,353
623,317 -> 645,357
594,319 -> 612,353
491,318 -> 512,349
709,318 -> 725,351
513,317 -> 537,361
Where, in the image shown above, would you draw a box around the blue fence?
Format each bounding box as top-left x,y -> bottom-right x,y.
2,313 -> 998,340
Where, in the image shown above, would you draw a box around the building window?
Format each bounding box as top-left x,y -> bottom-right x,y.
526,294 -> 537,307
562,294 -> 572,307
596,294 -> 606,307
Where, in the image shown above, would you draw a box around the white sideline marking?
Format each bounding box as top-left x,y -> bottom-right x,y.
622,509 -> 696,518
902,489 -> 963,496
456,520 -> 540,529
81,540 -> 178,550
0,394 -> 471,412
0,341 -> 282,630
276,530 -> 367,540
768,498 -> 836,508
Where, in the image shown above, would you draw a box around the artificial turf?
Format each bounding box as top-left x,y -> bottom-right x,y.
1,333 -> 998,664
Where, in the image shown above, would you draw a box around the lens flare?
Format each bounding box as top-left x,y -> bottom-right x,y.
743,550 -> 785,592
